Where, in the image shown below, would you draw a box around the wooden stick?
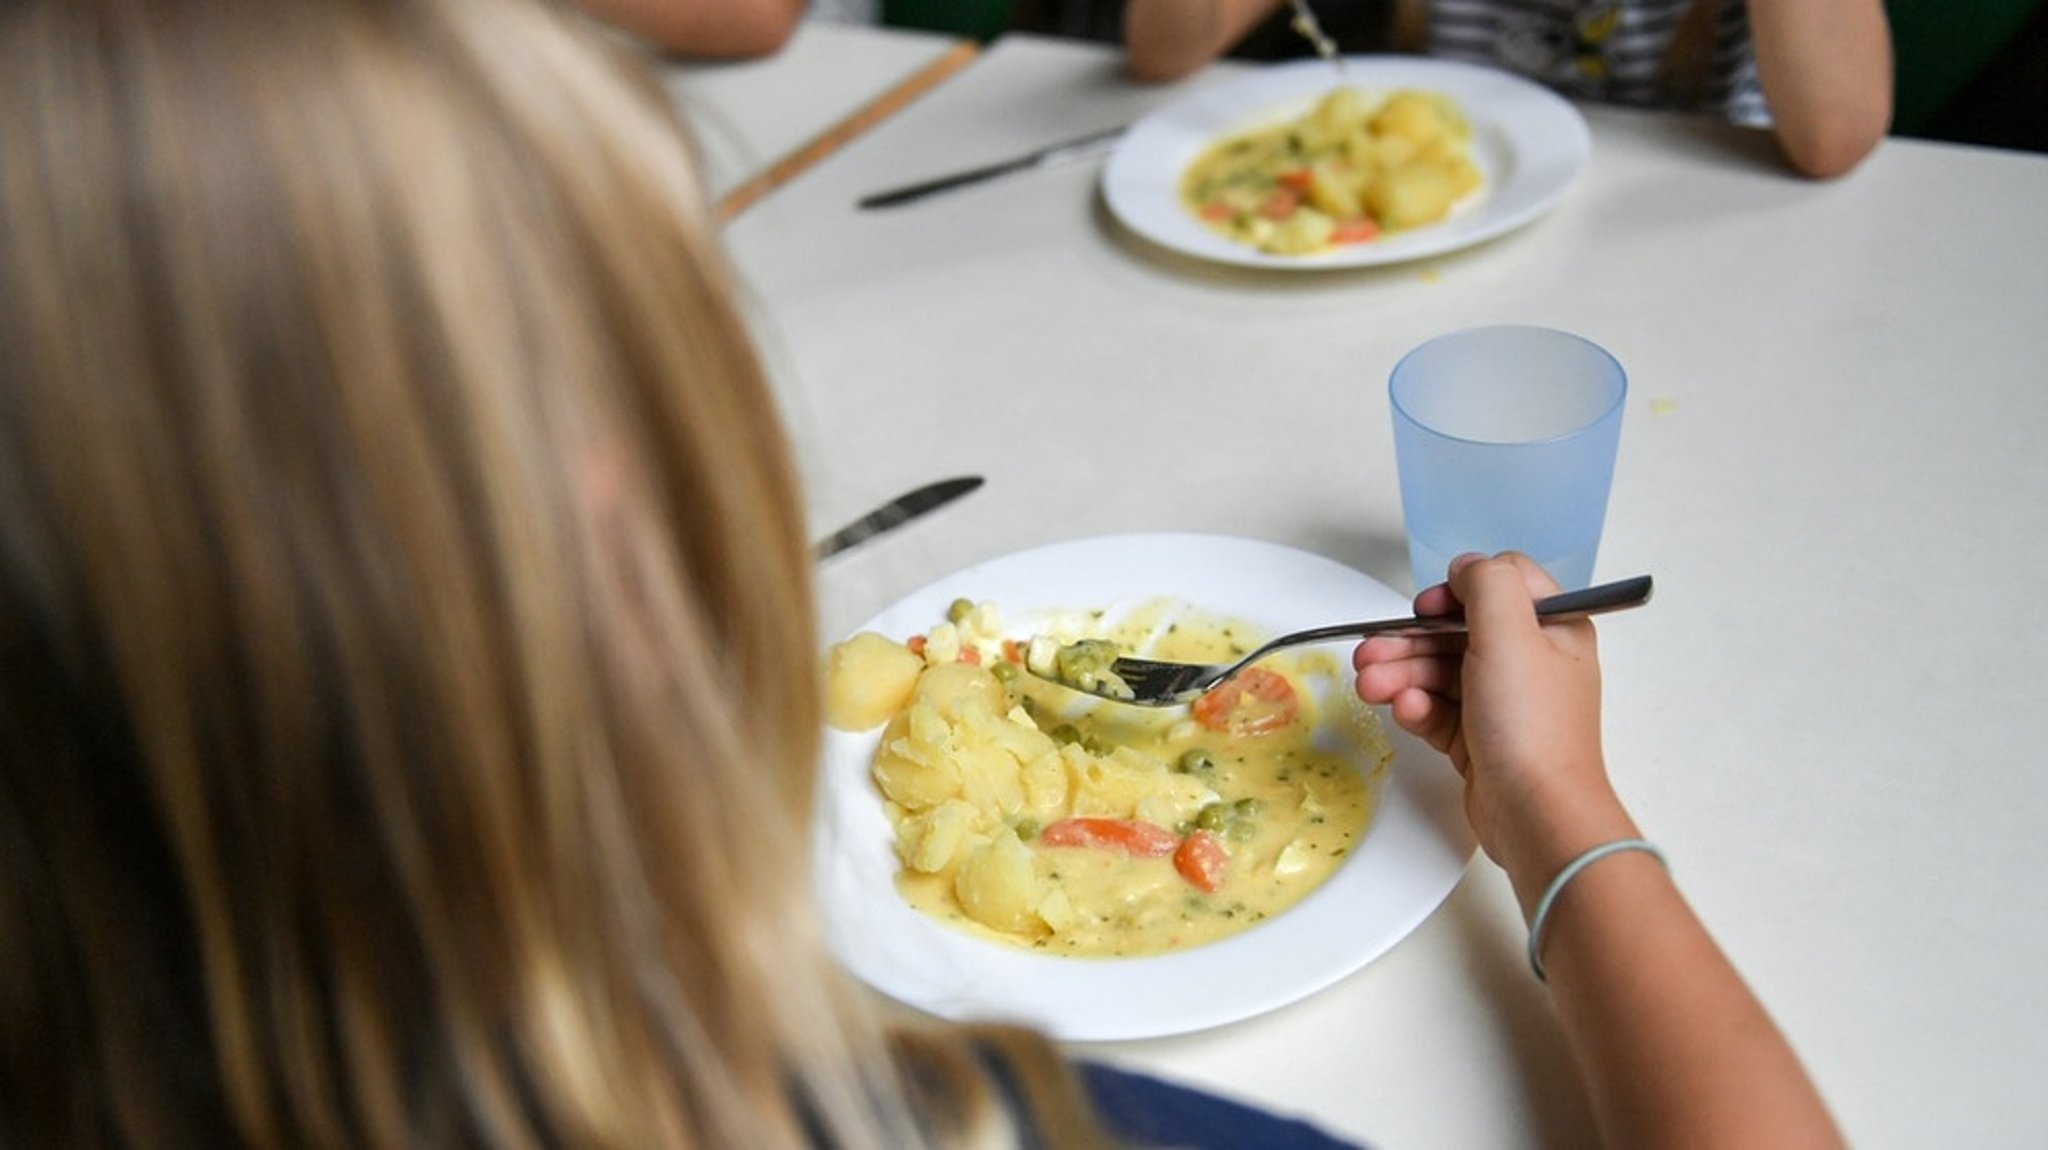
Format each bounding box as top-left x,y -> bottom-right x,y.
717,38 -> 981,221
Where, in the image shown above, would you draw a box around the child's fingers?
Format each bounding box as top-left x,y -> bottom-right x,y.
1504,551 -> 1566,598
1387,686 -> 1459,755
1351,631 -> 1465,670
1411,580 -> 1462,618
1447,553 -> 1551,643
1354,652 -> 1459,705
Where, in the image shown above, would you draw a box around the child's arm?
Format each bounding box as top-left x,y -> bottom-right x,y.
573,0 -> 806,58
1355,553 -> 1845,1147
1123,0 -> 1286,82
1748,0 -> 1893,177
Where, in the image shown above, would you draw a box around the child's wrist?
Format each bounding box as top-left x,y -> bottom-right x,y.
1489,785 -> 1639,917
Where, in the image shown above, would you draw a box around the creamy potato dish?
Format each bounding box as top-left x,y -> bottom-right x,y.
1181,86 -> 1482,255
823,599 -> 1392,958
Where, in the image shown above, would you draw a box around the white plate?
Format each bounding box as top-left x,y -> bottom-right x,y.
1101,56 -> 1591,269
812,534 -> 1475,1041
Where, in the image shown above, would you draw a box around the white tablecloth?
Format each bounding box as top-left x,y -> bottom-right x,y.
723,31 -> 2048,1149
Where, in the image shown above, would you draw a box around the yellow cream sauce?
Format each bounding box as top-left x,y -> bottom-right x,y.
896,603 -> 1387,958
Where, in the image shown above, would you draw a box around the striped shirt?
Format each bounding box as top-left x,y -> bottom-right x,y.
1424,0 -> 1772,126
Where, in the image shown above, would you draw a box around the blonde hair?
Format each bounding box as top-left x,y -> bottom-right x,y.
0,1 -> 1106,1146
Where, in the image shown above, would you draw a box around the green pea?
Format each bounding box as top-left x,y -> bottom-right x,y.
1196,803 -> 1228,831
946,597 -> 975,624
1232,797 -> 1263,817
990,660 -> 1018,685
1177,748 -> 1217,773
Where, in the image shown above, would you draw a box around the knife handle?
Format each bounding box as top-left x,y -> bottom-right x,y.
856,128 -> 1123,210
858,155 -> 1038,209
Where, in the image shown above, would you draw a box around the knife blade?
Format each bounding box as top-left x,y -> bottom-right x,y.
812,476 -> 983,559
857,127 -> 1124,210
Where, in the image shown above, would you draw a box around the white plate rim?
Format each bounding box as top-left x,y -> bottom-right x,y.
1100,56 -> 1591,270
812,533 -> 1476,1041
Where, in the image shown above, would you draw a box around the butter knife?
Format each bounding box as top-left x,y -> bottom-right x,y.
857,127 -> 1123,210
813,476 -> 983,559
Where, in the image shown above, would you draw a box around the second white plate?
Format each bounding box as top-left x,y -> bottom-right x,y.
812,534 -> 1475,1041
1101,56 -> 1591,269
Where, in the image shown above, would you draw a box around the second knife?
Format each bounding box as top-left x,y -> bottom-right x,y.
813,476 -> 983,559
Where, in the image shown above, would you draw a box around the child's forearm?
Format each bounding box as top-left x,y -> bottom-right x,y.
1748,0 -> 1892,177
1123,0 -> 1285,82
1537,850 -> 1846,1147
573,0 -> 805,58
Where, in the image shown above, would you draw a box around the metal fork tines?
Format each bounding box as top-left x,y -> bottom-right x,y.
1035,575 -> 1654,708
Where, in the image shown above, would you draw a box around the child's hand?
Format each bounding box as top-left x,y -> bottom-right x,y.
1353,552 -> 1633,891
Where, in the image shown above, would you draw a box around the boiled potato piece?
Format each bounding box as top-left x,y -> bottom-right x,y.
911,660 -> 1005,719
1372,90 -> 1466,144
955,830 -> 1045,936
1017,748 -> 1071,819
953,709 -> 1045,816
823,631 -> 924,731
1035,886 -> 1076,934
893,799 -> 988,874
1065,744 -> 1175,818
951,730 -> 1027,817
966,702 -> 1059,769
1370,159 -> 1466,230
872,705 -> 962,811
872,662 -> 1049,816
1367,132 -> 1419,170
1304,162 -> 1364,219
1266,208 -> 1337,255
1310,86 -> 1371,140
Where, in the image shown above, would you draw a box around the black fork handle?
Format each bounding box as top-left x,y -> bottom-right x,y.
1277,574 -> 1655,646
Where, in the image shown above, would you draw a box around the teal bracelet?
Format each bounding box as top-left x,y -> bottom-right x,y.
1526,838 -> 1668,982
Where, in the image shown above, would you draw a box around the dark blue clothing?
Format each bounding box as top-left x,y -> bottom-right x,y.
1079,1062 -> 1368,1150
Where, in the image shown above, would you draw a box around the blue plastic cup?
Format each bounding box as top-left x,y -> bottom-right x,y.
1389,326 -> 1627,591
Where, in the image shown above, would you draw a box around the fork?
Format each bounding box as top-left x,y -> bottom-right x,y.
1028,574 -> 1653,707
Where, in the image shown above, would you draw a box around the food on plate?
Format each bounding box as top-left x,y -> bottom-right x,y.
1024,635 -> 1133,700
1180,86 -> 1482,255
823,630 -> 927,730
822,598 -> 1393,957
